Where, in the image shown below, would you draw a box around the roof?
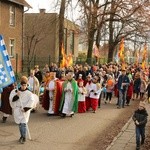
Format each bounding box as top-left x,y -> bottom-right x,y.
8,0 -> 32,8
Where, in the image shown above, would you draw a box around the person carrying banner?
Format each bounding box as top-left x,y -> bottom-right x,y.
9,76 -> 36,144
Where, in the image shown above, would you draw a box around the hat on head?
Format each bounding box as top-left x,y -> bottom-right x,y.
122,68 -> 126,71
79,74 -> 82,77
67,71 -> 74,77
139,101 -> 146,109
78,79 -> 84,83
20,76 -> 28,84
30,69 -> 35,74
34,65 -> 39,68
50,72 -> 56,75
61,71 -> 65,77
87,74 -> 92,78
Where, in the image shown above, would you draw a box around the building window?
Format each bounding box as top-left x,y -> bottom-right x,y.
9,39 -> 15,57
10,5 -> 15,26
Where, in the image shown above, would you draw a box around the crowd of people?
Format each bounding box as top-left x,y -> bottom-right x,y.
0,62 -> 150,144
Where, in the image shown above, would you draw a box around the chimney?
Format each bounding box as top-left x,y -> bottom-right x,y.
39,9 -> 46,14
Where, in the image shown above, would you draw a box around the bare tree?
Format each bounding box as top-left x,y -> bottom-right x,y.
24,13 -> 56,74
106,0 -> 150,62
77,0 -> 150,63
58,0 -> 66,64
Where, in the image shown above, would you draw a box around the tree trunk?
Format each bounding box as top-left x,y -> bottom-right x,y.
108,42 -> 115,62
86,2 -> 98,65
86,29 -> 96,64
59,0 -> 66,65
108,0 -> 115,63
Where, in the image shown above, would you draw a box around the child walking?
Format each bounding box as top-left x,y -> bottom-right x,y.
132,100 -> 148,150
78,81 -> 86,113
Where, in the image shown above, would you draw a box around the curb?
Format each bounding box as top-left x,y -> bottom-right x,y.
106,117 -> 133,150
106,103 -> 150,150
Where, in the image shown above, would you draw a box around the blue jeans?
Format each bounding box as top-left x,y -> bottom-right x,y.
19,123 -> 27,138
136,126 -> 145,147
118,90 -> 127,107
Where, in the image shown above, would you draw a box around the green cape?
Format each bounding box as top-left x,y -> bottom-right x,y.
59,79 -> 78,112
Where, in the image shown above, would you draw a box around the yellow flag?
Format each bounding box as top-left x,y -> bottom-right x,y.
141,44 -> 147,70
118,38 -> 125,62
60,44 -> 66,68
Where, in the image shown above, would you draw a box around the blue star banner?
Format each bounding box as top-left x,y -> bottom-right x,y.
0,35 -> 16,92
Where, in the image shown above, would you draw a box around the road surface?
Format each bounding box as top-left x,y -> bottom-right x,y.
0,99 -> 138,150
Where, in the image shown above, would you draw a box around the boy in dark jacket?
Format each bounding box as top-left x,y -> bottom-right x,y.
132,100 -> 148,150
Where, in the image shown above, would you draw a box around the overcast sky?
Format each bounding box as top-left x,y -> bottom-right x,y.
26,0 -> 57,13
25,0 -> 79,22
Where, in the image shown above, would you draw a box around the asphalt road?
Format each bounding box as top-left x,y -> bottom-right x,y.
0,99 -> 137,150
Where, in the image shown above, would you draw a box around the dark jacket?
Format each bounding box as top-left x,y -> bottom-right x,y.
132,109 -> 148,127
118,75 -> 130,91
35,70 -> 43,83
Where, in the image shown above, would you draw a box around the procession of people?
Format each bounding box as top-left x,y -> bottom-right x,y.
0,62 -> 150,145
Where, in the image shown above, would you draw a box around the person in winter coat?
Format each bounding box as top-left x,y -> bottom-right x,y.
132,100 -> 148,150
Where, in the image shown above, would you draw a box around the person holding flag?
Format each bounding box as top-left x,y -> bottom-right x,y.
0,35 -> 36,143
9,76 -> 36,144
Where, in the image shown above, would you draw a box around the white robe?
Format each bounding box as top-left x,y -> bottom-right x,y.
62,82 -> 74,115
89,83 -> 101,99
78,87 -> 86,102
47,79 -> 56,114
85,82 -> 92,97
9,89 -> 35,124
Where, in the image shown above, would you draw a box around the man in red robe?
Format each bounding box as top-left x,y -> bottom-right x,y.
42,72 -> 62,116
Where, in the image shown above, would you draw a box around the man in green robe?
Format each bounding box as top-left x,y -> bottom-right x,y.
59,72 -> 78,117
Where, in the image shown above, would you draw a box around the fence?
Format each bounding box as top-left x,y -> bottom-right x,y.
15,54 -> 150,76
22,56 -> 108,71
22,55 -> 51,73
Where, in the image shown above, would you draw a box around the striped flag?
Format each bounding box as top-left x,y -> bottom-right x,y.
0,35 -> 16,92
